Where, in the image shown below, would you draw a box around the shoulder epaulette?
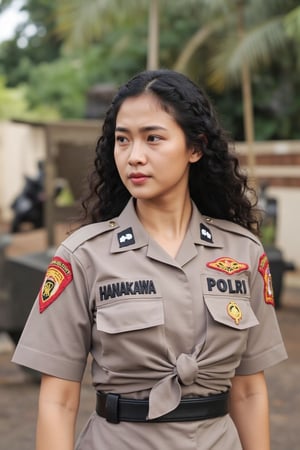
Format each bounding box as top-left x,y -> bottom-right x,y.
62,219 -> 119,253
203,216 -> 261,246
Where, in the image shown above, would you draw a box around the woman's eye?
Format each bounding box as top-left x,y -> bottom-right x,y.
148,135 -> 161,142
116,135 -> 128,144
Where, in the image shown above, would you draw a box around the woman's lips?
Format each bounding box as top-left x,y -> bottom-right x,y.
128,173 -> 150,184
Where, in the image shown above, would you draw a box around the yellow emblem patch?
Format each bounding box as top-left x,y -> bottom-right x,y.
227,301 -> 242,325
258,253 -> 274,306
207,257 -> 249,275
39,257 -> 73,313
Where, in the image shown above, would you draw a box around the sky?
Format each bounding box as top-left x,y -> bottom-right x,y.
0,0 -> 28,42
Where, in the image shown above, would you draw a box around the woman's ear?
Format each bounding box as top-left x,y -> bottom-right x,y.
189,148 -> 203,163
189,133 -> 207,163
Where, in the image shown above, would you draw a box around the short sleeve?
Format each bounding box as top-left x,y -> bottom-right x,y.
235,243 -> 288,375
12,245 -> 92,381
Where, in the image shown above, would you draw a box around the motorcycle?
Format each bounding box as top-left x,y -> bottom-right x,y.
10,161 -> 45,233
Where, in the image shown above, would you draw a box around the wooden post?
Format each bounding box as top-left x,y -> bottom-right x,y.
147,0 -> 159,69
44,125 -> 57,249
237,1 -> 256,185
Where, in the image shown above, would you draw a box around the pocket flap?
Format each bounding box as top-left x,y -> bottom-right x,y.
97,298 -> 164,334
204,296 -> 259,330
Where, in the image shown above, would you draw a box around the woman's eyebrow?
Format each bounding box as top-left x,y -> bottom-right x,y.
115,125 -> 167,132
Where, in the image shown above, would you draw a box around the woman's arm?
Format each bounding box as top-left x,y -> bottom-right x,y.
229,371 -> 270,450
36,374 -> 81,450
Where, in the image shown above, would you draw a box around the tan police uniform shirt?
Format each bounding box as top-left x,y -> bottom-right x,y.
12,198 -> 287,450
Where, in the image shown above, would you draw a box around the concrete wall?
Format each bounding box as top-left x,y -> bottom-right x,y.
237,140 -> 300,268
267,187 -> 300,267
0,121 -> 46,222
0,120 -> 299,268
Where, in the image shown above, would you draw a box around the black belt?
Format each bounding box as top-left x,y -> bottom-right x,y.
96,391 -> 229,424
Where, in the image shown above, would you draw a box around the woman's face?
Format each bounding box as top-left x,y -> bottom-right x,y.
114,93 -> 201,204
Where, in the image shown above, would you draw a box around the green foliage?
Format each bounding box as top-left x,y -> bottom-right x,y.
285,5 -> 300,43
55,0 -> 149,52
1,0 -> 300,140
26,58 -> 88,118
0,75 -> 59,120
0,0 -> 62,86
22,1 -> 206,119
80,25 -> 148,86
0,76 -> 28,118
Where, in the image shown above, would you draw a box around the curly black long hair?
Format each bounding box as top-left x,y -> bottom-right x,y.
81,69 -> 260,234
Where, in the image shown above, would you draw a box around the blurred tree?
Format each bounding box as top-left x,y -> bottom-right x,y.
0,0 -> 63,86
1,0 -> 300,141
26,57 -> 88,118
172,0 -> 300,141
54,0 -> 300,89
0,75 -> 59,119
54,0 -> 149,50
24,0 -> 201,118
54,0 -> 201,68
0,75 -> 29,118
169,1 -> 299,87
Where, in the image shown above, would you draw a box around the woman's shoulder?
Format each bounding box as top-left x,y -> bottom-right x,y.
61,219 -> 119,253
203,215 -> 261,246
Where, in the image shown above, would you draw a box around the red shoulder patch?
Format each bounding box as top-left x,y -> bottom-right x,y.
207,257 -> 249,275
258,253 -> 274,306
39,257 -> 73,313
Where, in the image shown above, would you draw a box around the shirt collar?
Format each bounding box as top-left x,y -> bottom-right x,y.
110,198 -> 223,254
110,198 -> 149,253
188,201 -> 223,248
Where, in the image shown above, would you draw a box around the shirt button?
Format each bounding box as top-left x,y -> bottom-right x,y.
205,217 -> 213,223
109,220 -> 117,227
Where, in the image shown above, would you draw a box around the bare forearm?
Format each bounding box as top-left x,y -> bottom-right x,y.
36,402 -> 77,450
230,390 -> 270,450
229,372 -> 270,450
36,375 -> 81,450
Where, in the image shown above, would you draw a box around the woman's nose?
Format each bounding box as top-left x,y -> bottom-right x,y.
128,141 -> 147,165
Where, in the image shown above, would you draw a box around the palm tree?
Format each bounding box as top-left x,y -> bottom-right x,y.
173,0 -> 297,87
173,0 -> 300,178
55,0 -> 161,69
54,0 -> 203,69
54,0 -> 300,177
55,0 -> 300,101
147,0 -> 159,69
285,5 -> 300,43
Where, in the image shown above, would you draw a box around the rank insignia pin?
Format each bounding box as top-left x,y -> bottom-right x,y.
200,223 -> 213,243
117,227 -> 135,247
227,301 -> 242,325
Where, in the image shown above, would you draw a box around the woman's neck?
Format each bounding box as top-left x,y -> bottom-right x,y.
135,194 -> 192,257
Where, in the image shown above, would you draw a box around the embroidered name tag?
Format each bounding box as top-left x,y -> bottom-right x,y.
99,279 -> 157,301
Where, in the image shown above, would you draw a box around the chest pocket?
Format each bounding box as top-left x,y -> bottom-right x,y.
94,279 -> 166,372
201,295 -> 259,366
96,297 -> 164,333
203,295 -> 259,368
96,277 -> 163,333
204,296 -> 259,330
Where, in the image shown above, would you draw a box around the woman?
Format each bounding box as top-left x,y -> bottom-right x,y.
13,69 -> 287,449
